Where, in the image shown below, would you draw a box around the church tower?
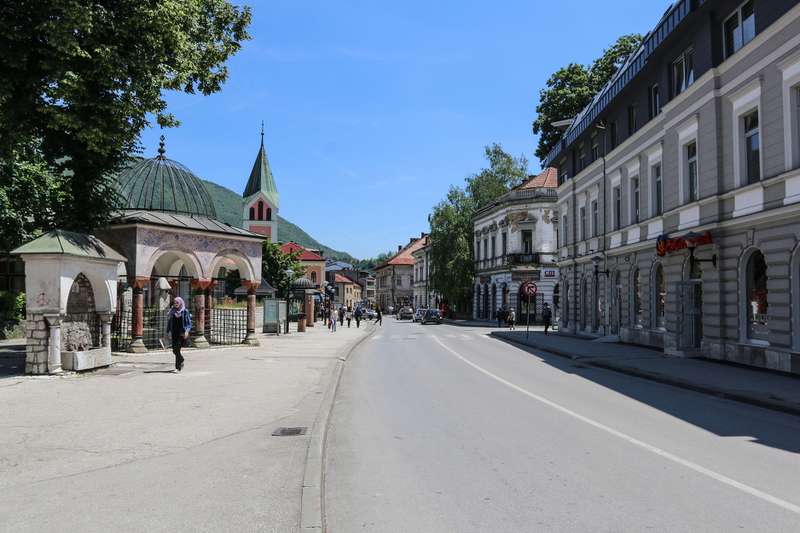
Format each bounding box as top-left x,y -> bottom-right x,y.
243,127 -> 279,240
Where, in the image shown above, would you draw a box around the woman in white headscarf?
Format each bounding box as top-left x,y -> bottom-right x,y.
164,297 -> 192,373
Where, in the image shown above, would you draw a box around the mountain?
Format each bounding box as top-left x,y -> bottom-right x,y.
201,179 -> 353,261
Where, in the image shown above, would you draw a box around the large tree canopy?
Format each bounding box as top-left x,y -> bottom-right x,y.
0,0 -> 252,243
262,241 -> 305,299
428,144 -> 528,305
531,33 -> 642,165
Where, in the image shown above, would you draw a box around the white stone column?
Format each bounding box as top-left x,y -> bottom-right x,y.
99,313 -> 113,347
44,313 -> 62,374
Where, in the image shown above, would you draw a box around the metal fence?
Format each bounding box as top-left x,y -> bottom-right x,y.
208,308 -> 247,344
110,306 -> 249,350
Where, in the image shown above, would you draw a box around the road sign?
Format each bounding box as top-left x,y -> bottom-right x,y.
522,282 -> 538,296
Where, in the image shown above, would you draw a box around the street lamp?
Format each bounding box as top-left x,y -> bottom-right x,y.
284,269 -> 294,333
681,231 -> 717,268
591,256 -> 610,278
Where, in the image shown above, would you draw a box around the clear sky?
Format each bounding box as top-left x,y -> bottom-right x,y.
137,0 -> 671,260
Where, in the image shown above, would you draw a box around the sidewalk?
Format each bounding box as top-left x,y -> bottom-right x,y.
450,318 -> 800,417
0,318 -> 373,533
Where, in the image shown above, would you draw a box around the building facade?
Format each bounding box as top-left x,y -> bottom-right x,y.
411,238 -> 439,309
281,242 -> 325,286
243,133 -> 280,241
374,234 -> 427,310
548,0 -> 800,374
472,169 -> 560,324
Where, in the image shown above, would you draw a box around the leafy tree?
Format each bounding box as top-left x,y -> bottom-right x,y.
466,143 -> 528,210
532,33 -> 643,164
262,241 -> 305,298
428,144 -> 528,306
0,145 -> 65,250
428,187 -> 474,305
0,0 -> 252,236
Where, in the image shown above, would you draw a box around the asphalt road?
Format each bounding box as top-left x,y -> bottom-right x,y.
324,318 -> 800,532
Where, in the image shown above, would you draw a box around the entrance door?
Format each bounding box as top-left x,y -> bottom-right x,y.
676,280 -> 703,349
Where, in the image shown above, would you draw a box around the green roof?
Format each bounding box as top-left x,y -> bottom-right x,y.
11,229 -> 127,262
243,138 -> 279,209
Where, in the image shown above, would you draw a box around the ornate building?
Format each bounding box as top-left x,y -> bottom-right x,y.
472,169 -> 559,324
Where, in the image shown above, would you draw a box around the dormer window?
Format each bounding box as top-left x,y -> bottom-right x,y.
673,48 -> 694,97
724,1 -> 755,59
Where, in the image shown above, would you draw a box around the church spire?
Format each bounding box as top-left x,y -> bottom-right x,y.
243,127 -> 279,210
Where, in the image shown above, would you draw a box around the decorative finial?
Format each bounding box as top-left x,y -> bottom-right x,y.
157,135 -> 166,157
261,121 -> 264,146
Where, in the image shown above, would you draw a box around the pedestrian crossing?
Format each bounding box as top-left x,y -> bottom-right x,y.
371,332 -> 474,341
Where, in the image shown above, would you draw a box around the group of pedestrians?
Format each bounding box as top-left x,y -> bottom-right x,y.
327,304 -> 383,332
494,303 -> 552,334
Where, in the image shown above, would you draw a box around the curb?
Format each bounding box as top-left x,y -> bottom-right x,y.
492,333 -> 800,419
299,324 -> 378,532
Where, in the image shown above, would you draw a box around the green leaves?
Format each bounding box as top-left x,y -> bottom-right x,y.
261,241 -> 305,298
428,144 -> 527,305
0,0 -> 252,240
531,33 -> 643,164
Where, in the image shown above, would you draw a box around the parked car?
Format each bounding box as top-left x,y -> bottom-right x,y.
413,308 -> 426,322
421,308 -> 443,325
398,307 -> 414,320
361,308 -> 377,320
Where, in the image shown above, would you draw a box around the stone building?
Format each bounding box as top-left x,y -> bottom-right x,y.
472,168 -> 559,324
374,234 -> 427,310
547,0 -> 800,374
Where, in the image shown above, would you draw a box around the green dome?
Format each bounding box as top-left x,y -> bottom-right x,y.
115,138 -> 217,219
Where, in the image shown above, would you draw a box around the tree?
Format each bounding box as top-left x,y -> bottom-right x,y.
428,144 -> 528,306
0,0 -> 252,237
262,241 -> 305,298
428,186 -> 475,305
531,33 -> 643,164
0,145 -> 65,250
466,143 -> 528,210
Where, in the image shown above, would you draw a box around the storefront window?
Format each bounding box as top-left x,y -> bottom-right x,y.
633,268 -> 643,326
654,264 -> 666,329
746,250 -> 768,340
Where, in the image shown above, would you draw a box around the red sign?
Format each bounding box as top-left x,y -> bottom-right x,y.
522,282 -> 538,296
656,231 -> 713,256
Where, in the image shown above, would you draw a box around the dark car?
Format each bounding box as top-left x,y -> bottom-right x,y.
398,307 -> 414,320
421,308 -> 443,325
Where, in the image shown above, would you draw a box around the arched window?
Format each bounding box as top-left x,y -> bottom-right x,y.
258,201 -> 264,221
746,250 -> 768,341
266,208 -> 272,221
633,267 -> 643,326
653,263 -> 666,329
249,207 -> 255,220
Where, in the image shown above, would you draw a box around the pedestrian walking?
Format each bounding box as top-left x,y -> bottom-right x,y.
354,306 -> 362,328
331,306 -> 338,332
542,303 -> 552,335
507,308 -> 516,330
339,305 -> 346,326
496,306 -> 503,328
375,307 -> 382,325
346,307 -> 352,328
163,296 -> 191,373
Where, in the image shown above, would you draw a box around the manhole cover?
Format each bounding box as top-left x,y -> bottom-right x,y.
272,427 -> 307,436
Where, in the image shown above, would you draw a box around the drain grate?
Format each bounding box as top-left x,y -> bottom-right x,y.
272,427 -> 307,436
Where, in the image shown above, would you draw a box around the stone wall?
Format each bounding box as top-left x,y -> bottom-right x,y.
25,313 -> 49,374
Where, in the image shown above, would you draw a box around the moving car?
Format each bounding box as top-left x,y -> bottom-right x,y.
421,308 -> 443,325
361,308 -> 377,320
413,308 -> 426,322
398,307 -> 414,320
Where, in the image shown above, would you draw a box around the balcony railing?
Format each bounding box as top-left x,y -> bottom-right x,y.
505,253 -> 540,265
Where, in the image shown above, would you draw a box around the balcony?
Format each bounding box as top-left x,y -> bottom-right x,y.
505,253 -> 540,265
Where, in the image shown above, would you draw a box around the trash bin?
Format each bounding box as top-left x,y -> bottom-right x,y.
297,313 -> 306,332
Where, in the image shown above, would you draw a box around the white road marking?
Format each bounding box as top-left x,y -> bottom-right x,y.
435,337 -> 800,516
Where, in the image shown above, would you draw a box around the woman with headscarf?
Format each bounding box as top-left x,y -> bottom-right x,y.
164,296 -> 192,373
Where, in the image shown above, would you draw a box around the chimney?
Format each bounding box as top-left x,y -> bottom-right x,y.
398,245 -> 402,252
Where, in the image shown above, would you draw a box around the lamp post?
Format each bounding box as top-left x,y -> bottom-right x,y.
284,269 -> 294,334
681,231 -> 717,269
591,256 -> 609,278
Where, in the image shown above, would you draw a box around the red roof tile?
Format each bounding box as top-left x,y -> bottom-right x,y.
375,235 -> 428,270
280,241 -> 325,261
516,167 -> 558,190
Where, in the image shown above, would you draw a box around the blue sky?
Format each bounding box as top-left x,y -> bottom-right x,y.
137,0 -> 671,260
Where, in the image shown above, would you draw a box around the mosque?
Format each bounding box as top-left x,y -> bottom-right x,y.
13,134 -> 281,373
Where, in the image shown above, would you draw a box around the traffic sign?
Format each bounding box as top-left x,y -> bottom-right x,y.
522,282 -> 537,296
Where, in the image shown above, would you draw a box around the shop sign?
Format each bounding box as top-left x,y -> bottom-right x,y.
542,268 -> 559,279
512,272 -> 541,282
656,231 -> 713,256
